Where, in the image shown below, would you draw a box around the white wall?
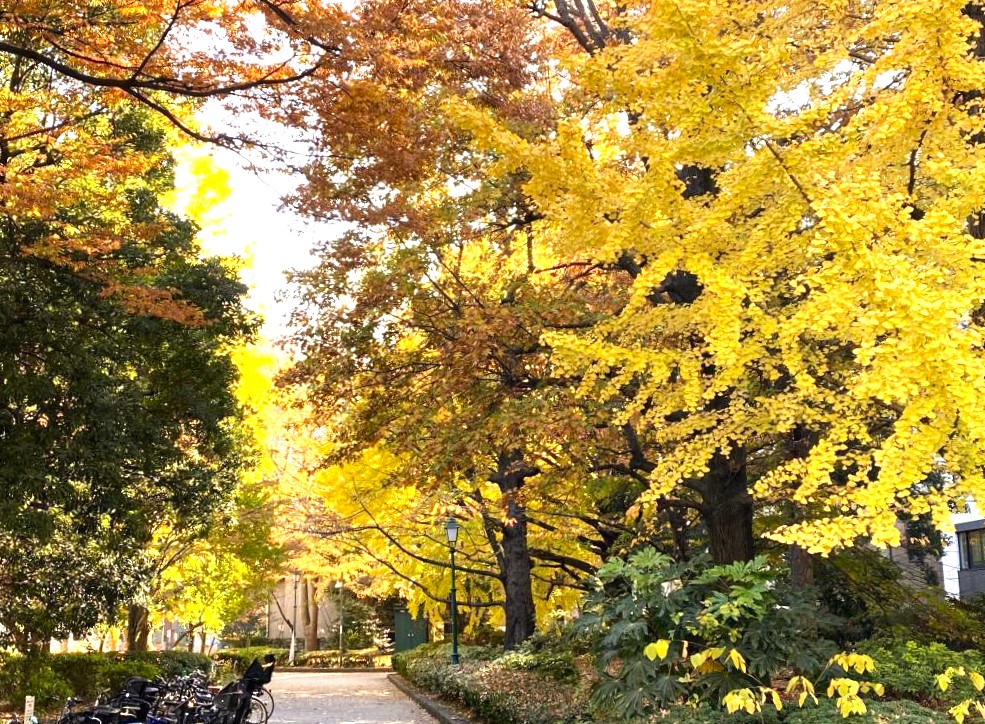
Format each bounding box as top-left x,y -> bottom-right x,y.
942,500 -> 981,597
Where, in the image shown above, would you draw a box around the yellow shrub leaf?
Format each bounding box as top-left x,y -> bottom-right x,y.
644,639 -> 671,661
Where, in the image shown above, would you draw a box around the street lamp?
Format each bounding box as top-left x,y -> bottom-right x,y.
335,581 -> 344,667
445,517 -> 460,666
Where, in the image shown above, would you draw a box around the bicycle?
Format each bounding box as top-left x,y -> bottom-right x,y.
250,689 -> 273,721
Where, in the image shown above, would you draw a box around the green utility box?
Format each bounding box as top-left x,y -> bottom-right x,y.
394,609 -> 428,652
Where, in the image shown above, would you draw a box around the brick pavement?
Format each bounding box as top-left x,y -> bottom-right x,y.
266,671 -> 438,724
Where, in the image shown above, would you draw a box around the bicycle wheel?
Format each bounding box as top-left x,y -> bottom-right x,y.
244,699 -> 267,724
252,689 -> 273,719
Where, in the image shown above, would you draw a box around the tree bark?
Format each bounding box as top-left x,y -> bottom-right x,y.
301,578 -> 320,652
501,492 -> 536,649
789,545 -> 815,587
127,604 -> 150,652
788,424 -> 815,587
491,450 -> 538,650
697,448 -> 755,564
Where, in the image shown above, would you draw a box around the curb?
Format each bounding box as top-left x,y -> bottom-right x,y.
387,673 -> 476,724
281,667 -> 393,673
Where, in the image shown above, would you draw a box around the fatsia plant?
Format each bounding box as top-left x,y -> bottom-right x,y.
578,548 -> 838,720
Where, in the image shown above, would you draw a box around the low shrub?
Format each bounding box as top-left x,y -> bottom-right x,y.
293,648 -> 386,668
124,651 -> 211,678
394,643 -> 590,724
0,650 -> 212,707
392,641 -> 957,723
47,654 -> 158,700
211,647 -> 288,675
498,649 -> 577,681
856,638 -> 985,705
784,699 -> 948,723
653,699 -> 945,723
0,653 -> 73,710
655,703 -> 781,723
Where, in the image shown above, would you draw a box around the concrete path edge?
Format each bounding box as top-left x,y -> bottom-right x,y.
387,673 -> 476,724
284,667 -> 393,673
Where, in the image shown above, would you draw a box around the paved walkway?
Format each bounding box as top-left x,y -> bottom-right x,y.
267,671 -> 438,724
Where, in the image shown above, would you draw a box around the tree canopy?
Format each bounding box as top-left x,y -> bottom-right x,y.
0,107 -> 258,648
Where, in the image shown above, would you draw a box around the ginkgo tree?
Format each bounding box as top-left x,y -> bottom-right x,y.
233,343 -> 336,651
453,0 -> 985,562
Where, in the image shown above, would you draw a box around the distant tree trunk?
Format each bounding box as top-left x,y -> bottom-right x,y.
790,545 -> 815,587
788,424 -> 815,587
698,448 -> 755,564
127,604 -> 150,652
491,450 -> 537,650
301,578 -> 320,652
176,623 -> 200,652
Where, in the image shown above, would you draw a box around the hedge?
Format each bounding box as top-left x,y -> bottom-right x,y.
0,651 -> 211,710
393,645 -> 951,724
293,648 -> 387,668
211,647 -> 289,675
393,643 -> 591,724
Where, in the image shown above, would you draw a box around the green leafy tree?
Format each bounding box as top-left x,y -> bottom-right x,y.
0,109 -> 256,650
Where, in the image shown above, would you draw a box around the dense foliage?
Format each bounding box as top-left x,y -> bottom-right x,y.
578,549 -> 838,719
0,107 -> 257,648
0,652 -> 211,709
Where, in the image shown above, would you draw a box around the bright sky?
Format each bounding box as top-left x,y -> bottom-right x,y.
172,139 -> 334,342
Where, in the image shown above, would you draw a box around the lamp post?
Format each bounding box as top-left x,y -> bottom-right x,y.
445,517 -> 461,665
288,572 -> 300,663
335,580 -> 344,667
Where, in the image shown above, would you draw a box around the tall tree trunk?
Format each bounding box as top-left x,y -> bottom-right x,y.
501,491 -> 536,649
301,578 -> 320,652
697,447 -> 755,564
491,450 -> 538,650
127,604 -> 150,652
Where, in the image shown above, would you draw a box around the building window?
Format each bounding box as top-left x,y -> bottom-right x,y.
963,529 -> 985,569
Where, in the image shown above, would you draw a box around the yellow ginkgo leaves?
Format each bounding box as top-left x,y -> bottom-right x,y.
458,0 -> 985,559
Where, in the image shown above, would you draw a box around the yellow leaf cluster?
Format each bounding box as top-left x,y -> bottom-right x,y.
459,0 -> 985,554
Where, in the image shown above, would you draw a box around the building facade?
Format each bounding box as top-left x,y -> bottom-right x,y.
266,576 -> 341,649
942,501 -> 985,599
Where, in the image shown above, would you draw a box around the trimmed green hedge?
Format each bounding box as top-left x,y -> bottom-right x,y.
212,646 -> 388,671
0,651 -> 211,710
294,648 -> 386,668
393,643 -> 590,724
211,647 -> 288,675
123,651 -> 211,679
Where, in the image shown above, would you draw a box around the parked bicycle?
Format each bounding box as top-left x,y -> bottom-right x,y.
52,658 -> 274,724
